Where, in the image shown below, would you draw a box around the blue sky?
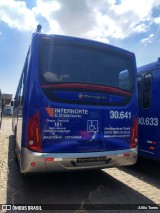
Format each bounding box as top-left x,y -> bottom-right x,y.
0,0 -> 160,95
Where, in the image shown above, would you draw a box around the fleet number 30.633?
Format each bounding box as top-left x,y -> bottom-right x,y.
138,117 -> 158,126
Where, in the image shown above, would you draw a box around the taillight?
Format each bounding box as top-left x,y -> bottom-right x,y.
130,117 -> 138,148
27,112 -> 42,152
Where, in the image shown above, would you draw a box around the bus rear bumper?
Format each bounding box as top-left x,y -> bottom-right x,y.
20,147 -> 137,174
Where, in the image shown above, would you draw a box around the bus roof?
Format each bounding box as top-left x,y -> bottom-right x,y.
32,33 -> 135,58
138,58 -> 160,73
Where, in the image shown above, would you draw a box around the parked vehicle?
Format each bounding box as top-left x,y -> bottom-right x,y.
138,58 -> 160,160
12,26 -> 138,174
0,90 -> 2,128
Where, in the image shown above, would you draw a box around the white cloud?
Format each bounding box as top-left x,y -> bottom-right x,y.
33,0 -> 98,36
154,16 -> 160,24
86,0 -> 159,39
140,34 -> 155,46
0,0 -> 160,42
33,0 -> 61,33
33,0 -> 160,41
0,0 -> 37,31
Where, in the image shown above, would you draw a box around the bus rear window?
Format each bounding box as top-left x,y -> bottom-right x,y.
38,43 -> 134,92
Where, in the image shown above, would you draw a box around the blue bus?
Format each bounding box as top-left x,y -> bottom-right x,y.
138,58 -> 160,160
12,29 -> 138,174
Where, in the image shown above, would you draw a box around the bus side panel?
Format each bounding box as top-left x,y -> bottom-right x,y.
21,42 -> 39,150
138,68 -> 160,160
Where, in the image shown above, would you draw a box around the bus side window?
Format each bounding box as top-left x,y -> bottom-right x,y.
20,74 -> 24,107
20,60 -> 27,107
137,75 -> 142,108
14,52 -> 28,115
15,74 -> 23,109
18,82 -> 22,106
142,73 -> 152,109
21,53 -> 28,104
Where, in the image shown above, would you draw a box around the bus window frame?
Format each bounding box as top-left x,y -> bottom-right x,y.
142,72 -> 152,109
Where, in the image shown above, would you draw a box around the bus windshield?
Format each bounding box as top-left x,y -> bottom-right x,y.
38,41 -> 134,93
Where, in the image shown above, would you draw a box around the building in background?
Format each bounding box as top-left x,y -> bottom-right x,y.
2,94 -> 13,116
0,90 -> 2,128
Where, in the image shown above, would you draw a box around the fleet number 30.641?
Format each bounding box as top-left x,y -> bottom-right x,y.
110,111 -> 131,119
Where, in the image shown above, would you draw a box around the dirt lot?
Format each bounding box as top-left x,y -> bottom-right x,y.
0,117 -> 160,213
